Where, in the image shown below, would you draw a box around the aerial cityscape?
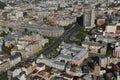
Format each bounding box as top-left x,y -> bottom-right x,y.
0,0 -> 120,80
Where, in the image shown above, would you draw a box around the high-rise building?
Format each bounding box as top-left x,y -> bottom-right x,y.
84,9 -> 91,28
84,8 -> 95,29
91,8 -> 96,27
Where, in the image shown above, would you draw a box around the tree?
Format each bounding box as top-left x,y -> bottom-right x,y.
24,28 -> 28,32
60,60 -> 65,63
75,31 -> 87,40
106,49 -> 113,56
23,12 -> 27,17
2,12 -> 8,19
0,1 -> 6,9
45,66 -> 52,72
0,31 -> 8,37
11,77 -> 19,80
50,77 -> 56,80
0,72 -> 8,80
8,27 -> 13,32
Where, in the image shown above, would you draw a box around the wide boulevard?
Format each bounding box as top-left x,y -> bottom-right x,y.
37,23 -> 80,59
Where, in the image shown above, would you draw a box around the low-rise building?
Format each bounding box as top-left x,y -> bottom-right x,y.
72,50 -> 88,66
0,59 -> 11,72
11,34 -> 48,59
10,52 -> 22,67
51,61 -> 66,70
22,61 -> 36,75
36,63 -> 45,72
82,41 -> 107,54
55,17 -> 76,26
16,73 -> 26,80
100,57 -> 120,67
66,63 -> 83,76
105,23 -> 120,37
7,67 -> 22,80
37,42 -> 89,70
94,64 -> 100,76
37,71 -> 54,80
37,57 -> 66,70
0,39 -> 3,51
25,42 -> 42,57
4,36 -> 16,47
21,24 -> 64,37
113,46 -> 120,58
96,35 -> 116,43
11,49 -> 28,59
57,54 -> 72,62
61,74 -> 73,80
36,56 -> 51,68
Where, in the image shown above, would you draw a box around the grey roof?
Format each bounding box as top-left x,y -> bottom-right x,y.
20,24 -> 64,31
97,35 -> 115,39
10,31 -> 23,37
60,54 -> 72,59
4,36 -> 15,41
53,61 -> 65,66
10,52 -> 21,60
4,31 -> 22,42
73,49 -> 88,60
82,41 -> 107,47
84,74 -> 92,80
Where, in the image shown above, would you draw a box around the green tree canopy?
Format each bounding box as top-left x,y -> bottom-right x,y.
0,1 -> 6,9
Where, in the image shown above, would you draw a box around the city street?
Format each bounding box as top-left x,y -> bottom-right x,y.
37,23 -> 79,58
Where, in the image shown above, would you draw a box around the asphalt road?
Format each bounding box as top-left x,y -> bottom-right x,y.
37,23 -> 79,58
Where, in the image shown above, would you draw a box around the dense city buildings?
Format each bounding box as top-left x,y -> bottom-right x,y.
0,0 -> 120,80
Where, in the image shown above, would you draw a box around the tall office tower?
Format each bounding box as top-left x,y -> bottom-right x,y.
91,8 -> 96,27
84,8 -> 91,28
84,8 -> 95,29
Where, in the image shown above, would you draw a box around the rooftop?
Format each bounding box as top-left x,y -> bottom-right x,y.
10,52 -> 21,60
53,61 -> 66,66
73,49 -> 88,60
21,24 -> 64,31
37,63 -> 45,67
82,41 -> 107,47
